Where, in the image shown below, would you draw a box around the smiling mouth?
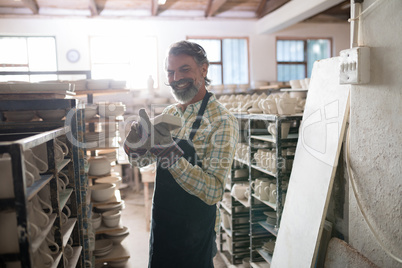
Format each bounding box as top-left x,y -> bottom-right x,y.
174,82 -> 190,90
171,79 -> 193,91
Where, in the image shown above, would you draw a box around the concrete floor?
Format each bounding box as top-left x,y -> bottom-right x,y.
107,184 -> 237,268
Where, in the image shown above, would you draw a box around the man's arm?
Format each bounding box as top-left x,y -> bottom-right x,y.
167,115 -> 239,205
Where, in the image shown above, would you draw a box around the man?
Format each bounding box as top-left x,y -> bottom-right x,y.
124,40 -> 239,267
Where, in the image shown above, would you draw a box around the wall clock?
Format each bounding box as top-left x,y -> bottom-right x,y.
66,49 -> 80,63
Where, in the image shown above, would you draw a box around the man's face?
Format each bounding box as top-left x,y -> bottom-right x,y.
166,53 -> 207,104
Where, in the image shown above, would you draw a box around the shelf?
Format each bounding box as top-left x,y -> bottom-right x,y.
232,194 -> 250,208
252,194 -> 276,211
86,145 -> 120,151
234,157 -> 249,167
27,174 -> 53,201
59,188 -> 74,210
250,261 -> 271,268
220,202 -> 232,215
258,221 -> 278,237
56,158 -> 71,172
256,248 -> 272,264
221,223 -> 232,238
31,213 -> 57,253
249,114 -> 303,121
233,113 -> 303,121
94,241 -> 130,264
251,165 -> 276,177
0,126 -> 69,150
75,89 -> 130,96
85,116 -> 124,123
250,133 -> 299,143
62,218 -> 78,247
51,252 -> 63,268
66,246 -> 82,268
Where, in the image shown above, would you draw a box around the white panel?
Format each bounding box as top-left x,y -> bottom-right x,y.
271,57 -> 350,268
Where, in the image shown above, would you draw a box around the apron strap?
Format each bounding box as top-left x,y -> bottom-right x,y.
189,91 -> 212,141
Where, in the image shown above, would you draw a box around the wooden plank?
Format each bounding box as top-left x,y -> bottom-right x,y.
88,0 -> 99,16
21,0 -> 39,14
151,0 -> 159,16
205,0 -> 228,16
271,57 -> 351,268
258,0 -> 290,18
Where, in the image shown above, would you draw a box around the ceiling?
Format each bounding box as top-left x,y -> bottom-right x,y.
0,0 -> 350,21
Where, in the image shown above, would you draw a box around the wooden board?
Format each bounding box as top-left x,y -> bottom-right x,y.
0,93 -> 75,100
271,57 -> 351,268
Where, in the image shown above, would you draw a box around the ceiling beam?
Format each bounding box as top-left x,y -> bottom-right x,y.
21,0 -> 39,14
205,0 -> 228,17
88,0 -> 99,16
256,0 -> 268,18
151,0 -> 159,16
256,0 -> 346,34
257,0 -> 290,18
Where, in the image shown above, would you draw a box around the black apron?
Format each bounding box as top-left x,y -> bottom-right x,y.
149,92 -> 216,268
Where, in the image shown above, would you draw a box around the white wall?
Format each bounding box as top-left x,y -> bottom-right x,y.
348,0 -> 402,267
0,18 -> 349,96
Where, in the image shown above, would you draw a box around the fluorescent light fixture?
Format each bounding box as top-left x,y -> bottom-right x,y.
158,0 -> 167,5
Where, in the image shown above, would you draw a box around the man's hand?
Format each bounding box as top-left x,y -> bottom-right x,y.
123,110 -> 151,158
138,109 -> 173,149
138,109 -> 184,166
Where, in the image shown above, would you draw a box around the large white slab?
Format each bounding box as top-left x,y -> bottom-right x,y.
271,57 -> 350,268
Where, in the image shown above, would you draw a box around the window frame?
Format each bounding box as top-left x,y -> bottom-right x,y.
276,37 -> 333,80
186,36 -> 250,85
0,35 -> 58,82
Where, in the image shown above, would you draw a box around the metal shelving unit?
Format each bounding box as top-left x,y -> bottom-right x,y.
0,98 -> 88,267
247,113 -> 302,266
218,113 -> 302,266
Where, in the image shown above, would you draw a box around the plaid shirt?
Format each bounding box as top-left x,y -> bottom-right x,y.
126,94 -> 239,232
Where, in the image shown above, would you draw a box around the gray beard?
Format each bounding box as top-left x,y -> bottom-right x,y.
171,83 -> 200,104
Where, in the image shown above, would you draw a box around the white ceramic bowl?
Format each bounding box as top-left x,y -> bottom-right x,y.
110,80 -> 126,89
102,210 -> 121,219
103,216 -> 120,228
88,156 -> 111,176
96,176 -> 122,188
36,109 -> 66,121
90,183 -> 116,202
91,213 -> 102,229
87,79 -> 111,90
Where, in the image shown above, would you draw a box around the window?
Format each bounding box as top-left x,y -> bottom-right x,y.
187,38 -> 249,86
90,36 -> 158,89
0,36 -> 57,82
276,38 -> 331,81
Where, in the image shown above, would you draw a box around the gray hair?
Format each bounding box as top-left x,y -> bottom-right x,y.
166,40 -> 211,86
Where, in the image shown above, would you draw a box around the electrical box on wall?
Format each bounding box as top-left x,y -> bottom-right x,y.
339,47 -> 370,85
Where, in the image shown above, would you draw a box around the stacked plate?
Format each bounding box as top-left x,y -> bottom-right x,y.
86,132 -> 106,147
264,211 -> 277,226
95,200 -> 125,213
94,239 -> 113,257
262,239 -> 275,254
97,150 -> 118,163
103,226 -> 130,244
